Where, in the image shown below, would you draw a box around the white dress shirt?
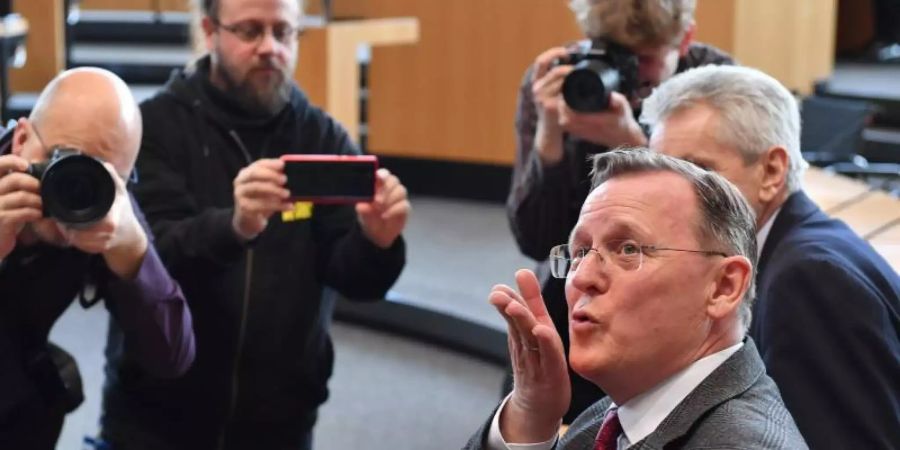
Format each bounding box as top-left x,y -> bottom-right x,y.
486,343 -> 743,450
756,208 -> 781,259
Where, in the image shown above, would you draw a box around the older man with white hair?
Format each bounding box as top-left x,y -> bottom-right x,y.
643,64 -> 900,449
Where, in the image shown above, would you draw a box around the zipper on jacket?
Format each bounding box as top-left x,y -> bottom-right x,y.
229,130 -> 254,164
218,249 -> 254,450
218,131 -> 254,450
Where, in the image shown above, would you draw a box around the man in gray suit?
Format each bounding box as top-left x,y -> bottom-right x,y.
466,149 -> 806,449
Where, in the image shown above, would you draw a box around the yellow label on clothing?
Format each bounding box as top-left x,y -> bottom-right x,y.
281,201 -> 314,222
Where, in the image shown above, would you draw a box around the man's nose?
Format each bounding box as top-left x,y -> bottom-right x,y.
256,30 -> 278,55
569,250 -> 611,295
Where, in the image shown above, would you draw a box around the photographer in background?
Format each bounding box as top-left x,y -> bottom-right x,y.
507,0 -> 733,423
0,68 -> 195,450
99,0 -> 409,449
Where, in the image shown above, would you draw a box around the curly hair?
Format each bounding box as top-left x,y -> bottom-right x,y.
569,0 -> 696,47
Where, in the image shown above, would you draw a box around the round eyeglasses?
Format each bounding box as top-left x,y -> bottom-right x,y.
549,240 -> 728,278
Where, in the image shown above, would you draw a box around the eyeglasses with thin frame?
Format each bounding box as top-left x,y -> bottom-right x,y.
212,18 -> 302,45
549,240 -> 728,278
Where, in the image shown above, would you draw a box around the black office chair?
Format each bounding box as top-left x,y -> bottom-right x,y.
800,95 -> 900,182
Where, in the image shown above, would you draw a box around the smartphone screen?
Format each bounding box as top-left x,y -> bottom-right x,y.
281,155 -> 377,203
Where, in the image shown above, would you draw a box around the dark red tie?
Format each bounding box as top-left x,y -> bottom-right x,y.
593,407 -> 622,450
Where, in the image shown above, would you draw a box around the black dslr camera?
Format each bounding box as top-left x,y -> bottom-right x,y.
555,41 -> 639,113
27,149 -> 115,225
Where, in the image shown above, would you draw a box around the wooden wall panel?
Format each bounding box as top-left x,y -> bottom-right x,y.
305,0 -> 368,19
80,0 -> 190,12
10,0 -> 65,93
295,26 -> 328,108
365,1 -> 582,165
295,18 -> 419,142
695,0 -> 836,95
80,0 -> 154,10
733,0 -> 836,95
694,0 -> 737,54
159,0 -> 191,12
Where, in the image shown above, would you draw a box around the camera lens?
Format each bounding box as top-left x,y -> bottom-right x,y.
40,154 -> 115,225
562,60 -> 621,113
54,171 -> 97,211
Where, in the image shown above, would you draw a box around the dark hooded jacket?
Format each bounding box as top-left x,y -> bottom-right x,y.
102,57 -> 405,449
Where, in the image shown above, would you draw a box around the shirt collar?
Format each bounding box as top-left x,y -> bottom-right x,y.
756,207 -> 782,259
610,342 -> 743,446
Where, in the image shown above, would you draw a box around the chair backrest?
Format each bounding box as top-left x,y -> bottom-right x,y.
800,95 -> 873,161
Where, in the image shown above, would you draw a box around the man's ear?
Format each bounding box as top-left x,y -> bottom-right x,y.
707,255 -> 752,320
201,16 -> 217,52
11,118 -> 31,156
758,146 -> 789,204
678,23 -> 696,57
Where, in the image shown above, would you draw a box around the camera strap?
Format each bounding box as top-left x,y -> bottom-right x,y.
78,260 -> 102,308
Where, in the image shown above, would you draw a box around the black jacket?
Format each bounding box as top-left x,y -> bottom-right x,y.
102,58 -> 406,449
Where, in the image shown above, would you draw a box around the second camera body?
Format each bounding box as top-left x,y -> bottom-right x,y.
555,41 -> 639,113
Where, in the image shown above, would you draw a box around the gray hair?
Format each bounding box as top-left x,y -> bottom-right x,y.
641,65 -> 807,193
591,148 -> 758,332
568,0 -> 696,47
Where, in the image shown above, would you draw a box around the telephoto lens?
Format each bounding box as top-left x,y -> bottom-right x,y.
27,149 -> 115,225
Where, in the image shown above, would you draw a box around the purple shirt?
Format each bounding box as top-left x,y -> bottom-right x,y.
105,241 -> 195,378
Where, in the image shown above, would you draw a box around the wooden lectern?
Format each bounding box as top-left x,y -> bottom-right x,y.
295,17 -> 418,143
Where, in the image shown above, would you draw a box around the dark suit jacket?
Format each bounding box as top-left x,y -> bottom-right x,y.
750,191 -> 900,449
465,339 -> 807,449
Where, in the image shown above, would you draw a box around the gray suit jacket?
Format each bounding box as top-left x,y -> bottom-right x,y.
465,339 -> 807,449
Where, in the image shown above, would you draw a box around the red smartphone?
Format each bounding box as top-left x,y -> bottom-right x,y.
279,154 -> 378,204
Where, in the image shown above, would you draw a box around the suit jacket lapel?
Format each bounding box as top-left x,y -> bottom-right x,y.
757,191 -> 821,277
560,397 -> 610,449
630,339 -> 766,449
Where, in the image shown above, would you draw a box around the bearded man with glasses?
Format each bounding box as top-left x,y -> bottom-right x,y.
465,149 -> 806,450
99,1 -> 409,449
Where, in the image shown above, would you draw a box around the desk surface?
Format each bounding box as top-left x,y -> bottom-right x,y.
801,167 -> 899,272
870,244 -> 900,273
869,220 -> 900,245
830,191 -> 900,238
802,168 -> 872,213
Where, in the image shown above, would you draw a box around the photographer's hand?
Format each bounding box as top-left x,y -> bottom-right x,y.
60,162 -> 148,279
492,269 -> 570,443
231,158 -> 292,241
356,168 -> 409,249
531,47 -> 573,166
558,91 -> 647,148
0,154 -> 42,259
